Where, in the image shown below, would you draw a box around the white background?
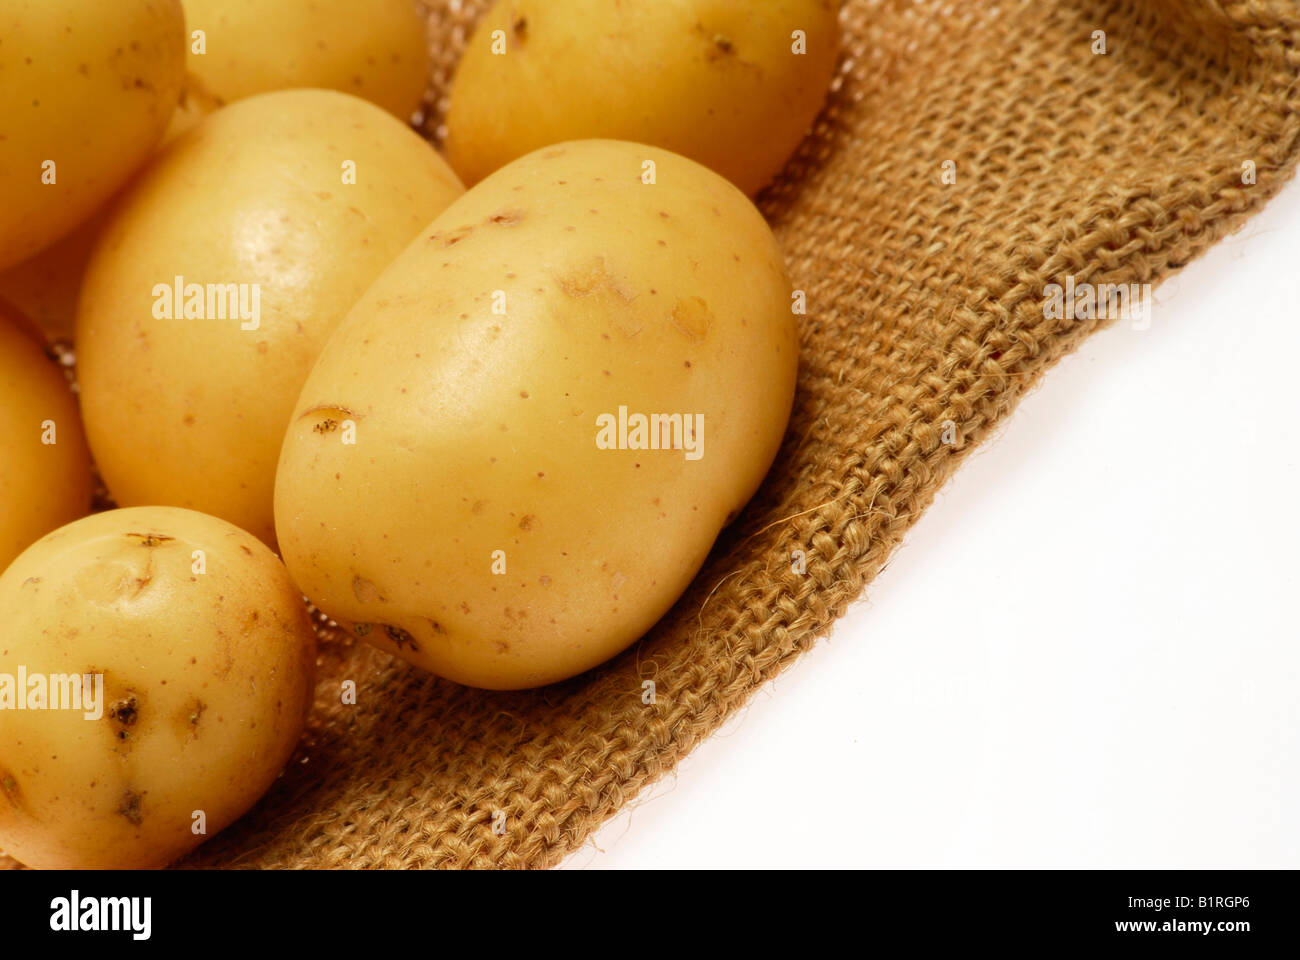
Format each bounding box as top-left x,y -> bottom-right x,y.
561,175 -> 1300,869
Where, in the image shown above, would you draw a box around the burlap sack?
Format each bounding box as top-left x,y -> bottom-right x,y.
5,0 -> 1298,870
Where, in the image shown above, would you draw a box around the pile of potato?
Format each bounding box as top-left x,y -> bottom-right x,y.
0,0 -> 839,868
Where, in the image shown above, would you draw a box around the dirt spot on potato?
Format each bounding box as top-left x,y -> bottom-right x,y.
488,209 -> 524,226
178,699 -> 206,742
383,624 -> 419,653
518,515 -> 538,532
108,694 -> 139,738
118,789 -> 143,825
299,405 -> 358,428
1,767 -> 25,813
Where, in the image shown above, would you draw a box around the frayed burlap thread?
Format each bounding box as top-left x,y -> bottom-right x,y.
5,0 -> 1298,870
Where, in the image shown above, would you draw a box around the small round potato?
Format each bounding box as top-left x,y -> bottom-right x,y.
182,0 -> 431,119
76,89 -> 465,547
445,0 -> 841,195
276,140 -> 799,689
0,301 -> 92,573
0,0 -> 186,270
0,506 -> 317,869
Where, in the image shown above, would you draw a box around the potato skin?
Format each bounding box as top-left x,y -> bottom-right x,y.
0,0 -> 186,270
76,89 -> 464,547
0,506 -> 317,869
0,87 -> 222,343
445,0 -> 841,195
276,140 -> 798,690
182,0 -> 430,119
0,302 -> 92,573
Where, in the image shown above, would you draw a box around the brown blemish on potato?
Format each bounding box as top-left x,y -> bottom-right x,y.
670,297 -> 713,344
118,789 -> 143,825
352,576 -> 384,603
126,532 -> 174,547
1,767 -> 25,813
555,258 -> 639,333
489,209 -> 524,226
383,624 -> 419,652
518,515 -> 538,532
108,694 -> 139,737
180,699 -> 206,741
427,619 -> 447,635
428,224 -> 474,247
300,405 -> 358,434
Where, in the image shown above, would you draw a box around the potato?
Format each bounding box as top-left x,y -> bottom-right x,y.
445,0 -> 841,195
0,0 -> 186,270
0,301 -> 92,573
0,211 -> 104,343
0,506 -> 316,869
76,89 -> 465,547
275,139 -> 798,689
0,86 -> 222,343
182,0 -> 430,119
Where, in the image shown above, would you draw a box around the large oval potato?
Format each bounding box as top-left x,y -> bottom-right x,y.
445,0 -> 841,195
276,140 -> 798,689
0,506 -> 316,869
0,301 -> 92,573
76,89 -> 465,547
182,0 -> 430,119
0,0 -> 186,270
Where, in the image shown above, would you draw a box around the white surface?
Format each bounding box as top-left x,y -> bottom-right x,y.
561,175 -> 1300,869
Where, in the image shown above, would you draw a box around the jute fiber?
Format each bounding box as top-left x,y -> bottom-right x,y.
6,0 -> 1300,870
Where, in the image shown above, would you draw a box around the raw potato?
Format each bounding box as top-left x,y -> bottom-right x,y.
445,0 -> 841,195
0,86 -> 222,343
0,0 -> 186,270
276,140 -> 799,690
76,89 -> 465,547
0,211 -> 104,343
0,506 -> 317,869
182,0 -> 431,119
0,301 -> 92,573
